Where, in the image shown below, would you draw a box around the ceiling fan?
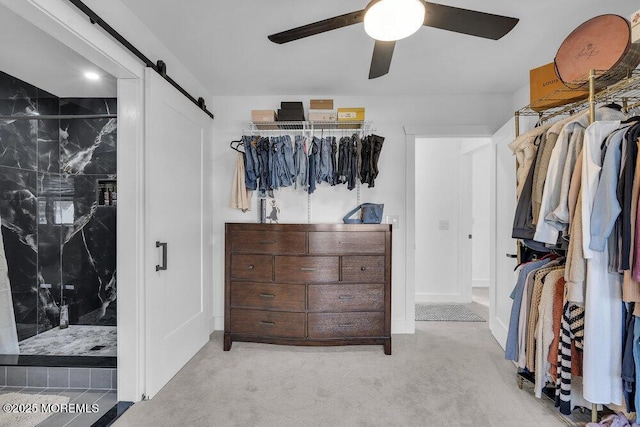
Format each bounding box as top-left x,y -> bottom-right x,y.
268,0 -> 519,79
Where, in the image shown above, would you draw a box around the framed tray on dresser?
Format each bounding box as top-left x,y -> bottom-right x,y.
224,223 -> 392,354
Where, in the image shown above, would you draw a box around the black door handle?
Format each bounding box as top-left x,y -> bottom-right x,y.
156,241 -> 168,271
506,253 -> 518,259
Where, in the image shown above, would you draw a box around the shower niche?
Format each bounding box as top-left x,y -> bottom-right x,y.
0,69 -> 117,359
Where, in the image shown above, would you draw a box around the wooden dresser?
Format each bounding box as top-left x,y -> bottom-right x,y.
224,223 -> 392,354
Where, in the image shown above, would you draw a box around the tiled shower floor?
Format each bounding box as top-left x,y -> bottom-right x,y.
18,326 -> 116,357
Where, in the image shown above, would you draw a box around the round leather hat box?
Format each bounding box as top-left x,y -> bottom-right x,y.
554,14 -> 640,89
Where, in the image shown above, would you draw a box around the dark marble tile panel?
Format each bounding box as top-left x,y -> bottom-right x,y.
0,70 -> 38,117
0,366 -> 5,385
60,98 -> 116,116
36,92 -> 59,116
61,175 -> 116,325
37,119 -> 60,174
0,119 -> 38,170
60,117 -> 117,175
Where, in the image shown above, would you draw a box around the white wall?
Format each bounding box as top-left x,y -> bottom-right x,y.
211,94 -> 513,333
414,137 -> 489,303
414,138 -> 462,302
471,146 -> 491,287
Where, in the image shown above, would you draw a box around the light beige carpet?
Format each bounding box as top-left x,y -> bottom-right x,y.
114,318 -> 567,427
0,392 -> 70,427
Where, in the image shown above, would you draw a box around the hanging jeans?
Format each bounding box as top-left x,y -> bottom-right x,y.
282,135 -> 296,187
337,136 -> 350,184
317,136 -> 333,184
347,135 -> 358,191
330,136 -> 338,186
257,137 -> 271,198
308,139 -> 319,194
294,135 -> 308,190
242,135 -> 259,191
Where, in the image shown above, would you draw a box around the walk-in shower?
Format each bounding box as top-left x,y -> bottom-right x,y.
0,69 -> 117,364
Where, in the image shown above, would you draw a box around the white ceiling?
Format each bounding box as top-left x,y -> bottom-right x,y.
116,0 -> 639,97
0,5 -> 117,98
0,1 -> 638,100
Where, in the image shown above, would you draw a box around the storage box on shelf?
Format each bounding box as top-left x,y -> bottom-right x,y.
529,63 -> 589,112
338,107 -> 365,129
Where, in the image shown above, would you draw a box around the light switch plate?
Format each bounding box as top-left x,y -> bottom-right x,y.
386,215 -> 400,229
438,220 -> 450,231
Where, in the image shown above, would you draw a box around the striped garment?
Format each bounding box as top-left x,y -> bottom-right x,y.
556,302 -> 585,415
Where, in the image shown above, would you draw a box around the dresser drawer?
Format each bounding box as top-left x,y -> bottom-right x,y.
230,255 -> 272,280
230,283 -> 305,311
308,232 -> 385,254
308,312 -> 384,338
342,256 -> 385,282
229,231 -> 306,254
230,309 -> 306,338
308,284 -> 384,311
275,256 -> 339,282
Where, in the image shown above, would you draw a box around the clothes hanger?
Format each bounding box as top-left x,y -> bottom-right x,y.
230,140 -> 244,153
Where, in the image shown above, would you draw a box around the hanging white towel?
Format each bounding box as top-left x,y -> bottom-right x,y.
231,152 -> 251,212
0,214 -> 19,354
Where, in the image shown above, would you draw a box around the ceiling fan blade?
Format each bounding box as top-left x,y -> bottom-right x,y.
268,10 -> 365,44
369,40 -> 396,79
424,3 -> 518,40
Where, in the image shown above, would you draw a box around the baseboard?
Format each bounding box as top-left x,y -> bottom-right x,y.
490,317 -> 508,350
415,293 -> 473,304
391,319 -> 414,334
213,315 -> 224,332
472,280 -> 490,288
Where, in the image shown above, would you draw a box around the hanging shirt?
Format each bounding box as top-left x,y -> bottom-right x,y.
581,120 -> 624,406
231,152 -> 251,212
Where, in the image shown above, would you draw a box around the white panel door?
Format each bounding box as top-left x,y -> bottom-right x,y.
144,69 -> 209,398
490,119 -> 518,349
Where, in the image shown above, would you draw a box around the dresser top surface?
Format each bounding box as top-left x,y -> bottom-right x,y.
225,223 -> 392,232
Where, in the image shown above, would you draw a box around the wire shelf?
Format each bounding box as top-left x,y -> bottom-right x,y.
243,121 -> 372,134
517,69 -> 640,123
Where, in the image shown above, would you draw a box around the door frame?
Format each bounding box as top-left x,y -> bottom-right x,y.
404,125 -> 492,333
1,0 -> 147,402
460,141 -> 492,303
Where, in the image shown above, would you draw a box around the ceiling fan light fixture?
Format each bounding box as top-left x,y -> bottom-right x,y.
364,0 -> 426,42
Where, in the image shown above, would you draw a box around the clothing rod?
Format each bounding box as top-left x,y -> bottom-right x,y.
0,114 -> 117,120
66,0 -> 214,120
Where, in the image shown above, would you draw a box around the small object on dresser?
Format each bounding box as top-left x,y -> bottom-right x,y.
259,198 -> 267,223
343,203 -> 384,224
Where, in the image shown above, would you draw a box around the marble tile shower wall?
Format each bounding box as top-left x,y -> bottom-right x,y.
0,70 -> 116,343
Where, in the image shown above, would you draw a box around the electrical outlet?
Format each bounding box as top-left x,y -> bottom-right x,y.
438,220 -> 450,231
386,215 -> 400,229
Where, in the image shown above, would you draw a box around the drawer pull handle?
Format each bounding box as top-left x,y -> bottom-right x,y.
339,295 -> 354,300
339,241 -> 356,245
360,266 -> 367,271
260,293 -> 275,298
338,323 -> 355,328
301,267 -> 317,272
260,321 -> 275,326
260,240 -> 276,244
248,265 -> 255,270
